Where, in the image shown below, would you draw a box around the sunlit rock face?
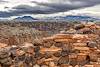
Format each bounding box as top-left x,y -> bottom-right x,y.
0,22 -> 99,67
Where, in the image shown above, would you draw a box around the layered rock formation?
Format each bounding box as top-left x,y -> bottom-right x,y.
0,22 -> 99,67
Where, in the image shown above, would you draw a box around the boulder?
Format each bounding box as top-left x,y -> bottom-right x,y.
16,49 -> 25,56
54,42 -> 63,48
0,57 -> 12,65
0,43 -> 8,48
0,48 -> 11,61
33,39 -> 44,46
49,62 -> 55,67
58,55 -> 69,65
22,42 -> 33,48
74,24 -> 85,30
66,29 -> 77,34
53,51 -> 61,57
77,53 -> 88,61
43,41 -> 53,48
87,41 -> 97,48
33,64 -> 40,67
80,28 -> 92,34
89,53 -> 98,62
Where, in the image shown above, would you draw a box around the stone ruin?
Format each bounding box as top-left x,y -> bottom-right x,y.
0,23 -> 99,67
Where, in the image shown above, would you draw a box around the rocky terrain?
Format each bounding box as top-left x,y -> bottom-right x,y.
0,22 -> 99,67
0,25 -> 48,45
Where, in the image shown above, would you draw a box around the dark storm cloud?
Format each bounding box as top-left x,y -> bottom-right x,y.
31,0 -> 100,12
0,0 -> 8,3
12,5 -> 57,14
4,7 -> 9,9
0,0 -> 100,18
0,5 -> 55,18
10,0 -> 100,15
0,11 -> 12,17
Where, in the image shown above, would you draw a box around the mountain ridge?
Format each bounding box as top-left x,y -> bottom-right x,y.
14,16 -> 38,21
13,15 -> 100,21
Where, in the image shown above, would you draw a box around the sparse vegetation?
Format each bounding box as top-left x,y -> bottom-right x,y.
0,21 -> 99,67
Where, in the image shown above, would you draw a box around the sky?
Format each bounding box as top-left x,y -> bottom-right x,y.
0,0 -> 100,19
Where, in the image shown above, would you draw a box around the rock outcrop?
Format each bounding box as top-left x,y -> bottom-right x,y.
0,22 -> 99,67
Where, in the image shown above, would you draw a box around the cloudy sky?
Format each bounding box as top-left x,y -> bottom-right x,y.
0,0 -> 100,19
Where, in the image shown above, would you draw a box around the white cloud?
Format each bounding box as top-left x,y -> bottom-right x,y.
0,0 -> 100,19
0,0 -> 36,11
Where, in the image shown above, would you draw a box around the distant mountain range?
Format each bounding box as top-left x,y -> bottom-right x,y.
45,15 -> 100,21
14,15 -> 100,21
14,16 -> 38,21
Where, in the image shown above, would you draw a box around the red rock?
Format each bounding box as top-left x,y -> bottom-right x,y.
61,64 -> 72,67
69,53 -> 77,59
84,64 -> 94,67
16,49 -> 25,56
40,47 -> 62,54
43,34 -> 73,41
89,53 -> 98,62
74,47 -> 90,51
54,39 -> 76,43
74,24 -> 85,30
94,64 -> 100,67
27,47 -> 34,54
0,43 -> 8,48
22,42 -> 33,48
49,62 -> 56,67
77,53 -> 87,62
73,43 -> 87,47
80,28 -> 92,34
53,34 -> 72,39
72,34 -> 88,39
44,58 -> 54,63
88,34 -> 99,40
43,37 -> 54,41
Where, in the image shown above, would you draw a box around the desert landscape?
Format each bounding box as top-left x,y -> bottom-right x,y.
0,21 -> 99,67
0,0 -> 100,67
